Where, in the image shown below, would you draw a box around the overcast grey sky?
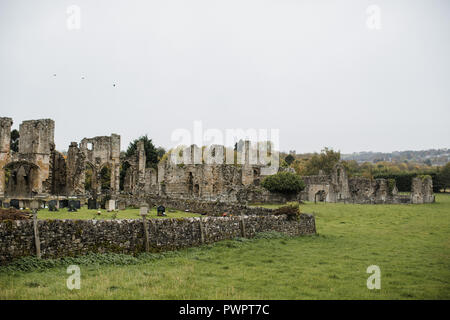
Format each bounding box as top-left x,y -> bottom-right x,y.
0,0 -> 449,153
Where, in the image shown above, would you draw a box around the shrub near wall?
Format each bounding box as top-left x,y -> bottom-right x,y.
0,214 -> 316,265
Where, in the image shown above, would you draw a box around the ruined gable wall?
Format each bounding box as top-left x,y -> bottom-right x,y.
80,134 -> 120,194
16,119 -> 55,195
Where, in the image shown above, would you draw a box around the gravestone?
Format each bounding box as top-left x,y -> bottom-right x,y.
48,200 -> 58,212
118,202 -> 126,210
59,200 -> 68,208
106,199 -> 116,212
87,198 -> 97,209
3,202 -> 10,208
68,200 -> 79,212
10,199 -> 20,209
140,206 -> 148,216
157,205 -> 166,216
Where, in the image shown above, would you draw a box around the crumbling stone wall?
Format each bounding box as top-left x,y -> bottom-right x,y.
300,163 -> 434,204
157,162 -> 244,201
79,134 -> 121,196
2,119 -> 55,197
0,213 -> 316,264
65,142 -> 86,196
0,118 -> 13,197
411,176 -> 435,204
153,143 -> 278,203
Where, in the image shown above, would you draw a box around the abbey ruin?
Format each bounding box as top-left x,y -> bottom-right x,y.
0,117 -> 435,210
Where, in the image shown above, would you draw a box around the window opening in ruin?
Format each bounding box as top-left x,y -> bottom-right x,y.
194,184 -> 200,196
85,163 -> 95,195
99,165 -> 111,192
187,172 -> 194,194
119,161 -> 131,191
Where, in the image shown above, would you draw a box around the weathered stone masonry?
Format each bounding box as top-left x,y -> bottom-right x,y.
299,164 -> 435,204
0,214 -> 316,264
0,117 -> 435,206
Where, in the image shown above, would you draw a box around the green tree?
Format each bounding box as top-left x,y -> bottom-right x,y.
261,172 -> 305,195
156,147 -> 166,162
284,154 -> 295,166
437,162 -> 450,193
125,135 -> 159,169
304,147 -> 341,175
10,129 -> 19,152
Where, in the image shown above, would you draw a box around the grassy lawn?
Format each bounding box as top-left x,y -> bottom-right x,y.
37,207 -> 202,220
0,194 -> 449,299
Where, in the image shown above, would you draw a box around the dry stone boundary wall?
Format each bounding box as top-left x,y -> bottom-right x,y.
0,213 -> 316,265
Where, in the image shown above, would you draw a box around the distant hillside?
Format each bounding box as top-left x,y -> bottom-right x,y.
342,149 -> 450,166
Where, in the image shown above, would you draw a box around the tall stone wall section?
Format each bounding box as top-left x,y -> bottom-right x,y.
0,214 -> 316,265
411,176 -> 435,204
4,119 -> 55,197
0,117 -> 12,197
78,134 -> 121,196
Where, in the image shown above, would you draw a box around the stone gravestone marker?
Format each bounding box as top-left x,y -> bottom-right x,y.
48,200 -> 58,212
88,198 -> 97,210
10,199 -> 20,209
68,200 -> 78,212
106,199 -> 116,212
59,200 -> 68,209
157,205 -> 166,216
140,206 -> 148,216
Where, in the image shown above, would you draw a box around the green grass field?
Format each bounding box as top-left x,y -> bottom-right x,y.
36,207 -> 201,220
0,194 -> 449,300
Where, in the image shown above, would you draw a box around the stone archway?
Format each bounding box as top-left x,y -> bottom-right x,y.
315,190 -> 327,203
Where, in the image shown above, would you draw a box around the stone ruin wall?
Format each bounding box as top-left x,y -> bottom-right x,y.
1,117 -> 282,206
154,143 -> 284,204
411,176 -> 435,204
300,164 -> 434,204
0,118 -> 12,196
0,118 -> 62,198
0,117 -> 436,206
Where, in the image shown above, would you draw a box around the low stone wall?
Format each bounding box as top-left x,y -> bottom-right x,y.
0,213 -> 316,265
